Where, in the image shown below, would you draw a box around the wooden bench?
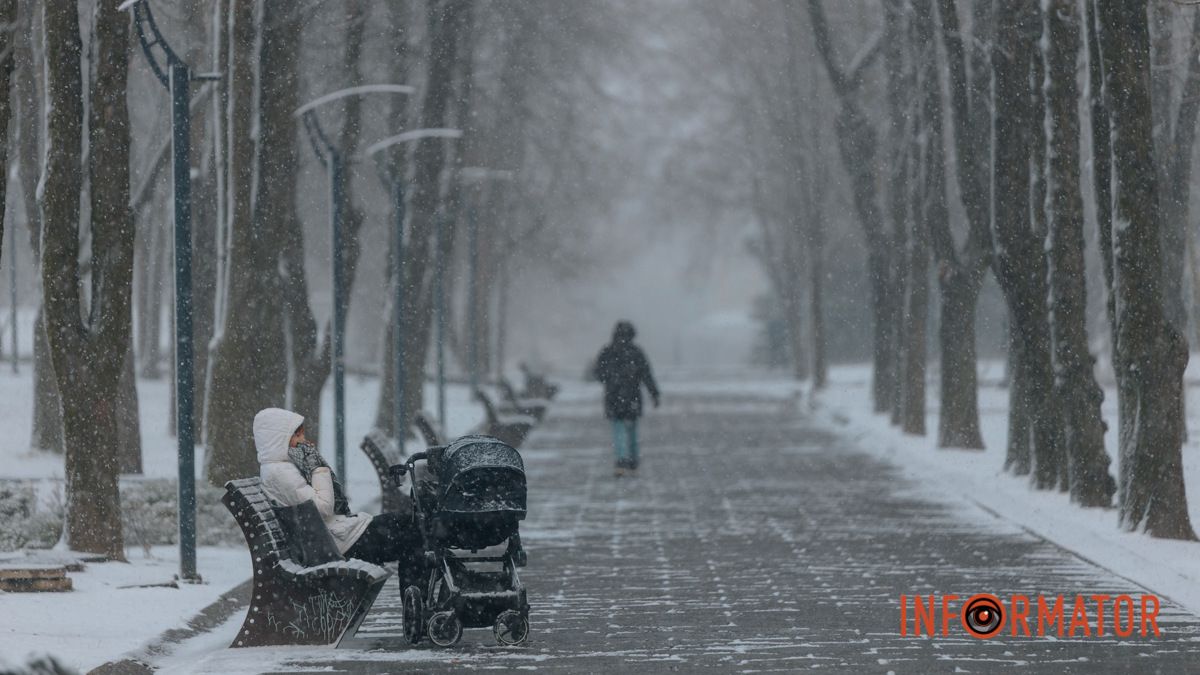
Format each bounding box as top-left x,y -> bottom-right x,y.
474,388 -> 536,448
359,429 -> 406,513
412,411 -> 443,446
498,378 -> 550,421
222,478 -> 390,647
360,413 -> 444,512
519,363 -> 560,400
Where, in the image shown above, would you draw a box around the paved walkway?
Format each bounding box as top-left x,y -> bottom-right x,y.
194,382 -> 1200,673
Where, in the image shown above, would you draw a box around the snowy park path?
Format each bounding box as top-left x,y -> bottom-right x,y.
184,380 -> 1200,673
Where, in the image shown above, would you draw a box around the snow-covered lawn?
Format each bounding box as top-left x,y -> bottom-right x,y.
0,344 -> 487,672
815,359 -> 1200,621
0,546 -> 249,673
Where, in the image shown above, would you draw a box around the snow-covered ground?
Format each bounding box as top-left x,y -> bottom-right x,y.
815,359 -> 1200,621
0,333 -> 488,672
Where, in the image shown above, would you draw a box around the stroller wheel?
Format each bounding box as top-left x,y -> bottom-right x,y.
402,586 -> 424,645
427,611 -> 463,647
493,609 -> 530,646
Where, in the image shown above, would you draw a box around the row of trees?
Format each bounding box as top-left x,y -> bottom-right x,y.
686,0 -> 1200,535
0,0 -> 619,558
711,1 -> 1196,539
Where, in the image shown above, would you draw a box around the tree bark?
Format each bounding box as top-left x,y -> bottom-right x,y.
808,0 -> 891,413
0,0 -> 14,275
992,0 -> 1063,488
1095,0 -> 1195,540
930,0 -> 992,450
136,217 -> 165,378
898,20 -> 930,436
117,345 -> 142,474
384,0 -> 469,436
1151,4 -> 1190,332
206,0 -> 289,486
1085,0 -> 1117,362
13,4 -> 61,454
41,0 -> 134,559
1006,326 -> 1033,474
284,0 -> 373,441
1042,0 -> 1115,507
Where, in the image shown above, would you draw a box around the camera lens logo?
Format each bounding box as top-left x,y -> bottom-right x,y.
962,594 -> 1005,639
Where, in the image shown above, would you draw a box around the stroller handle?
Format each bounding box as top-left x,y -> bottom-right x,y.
392,451 -> 428,476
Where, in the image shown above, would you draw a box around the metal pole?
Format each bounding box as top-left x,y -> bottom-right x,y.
9,223 -> 17,374
170,62 -> 198,582
392,180 -> 406,457
467,198 -> 479,392
330,154 -> 347,480
496,261 -> 508,383
435,209 -> 447,431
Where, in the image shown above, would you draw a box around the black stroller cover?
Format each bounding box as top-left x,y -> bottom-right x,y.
426,435 -> 527,550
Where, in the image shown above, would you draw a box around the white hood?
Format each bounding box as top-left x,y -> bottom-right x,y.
254,408 -> 305,463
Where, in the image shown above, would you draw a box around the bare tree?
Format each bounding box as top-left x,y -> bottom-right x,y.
206,0 -> 289,485
40,0 -> 134,558
1042,0 -> 1114,507
1093,0 -> 1195,539
807,0 -> 892,412
13,2 -> 62,455
0,0 -> 14,274
931,0 -> 993,449
991,0 -> 1063,487
283,0 -> 375,439
375,0 -> 470,436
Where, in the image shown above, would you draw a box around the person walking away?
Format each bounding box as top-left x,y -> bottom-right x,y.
592,321 -> 660,477
254,408 -> 423,583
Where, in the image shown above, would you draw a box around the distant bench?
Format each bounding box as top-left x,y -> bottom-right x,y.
359,413 -> 443,512
474,388 -> 536,448
222,478 -> 390,647
498,378 -> 549,421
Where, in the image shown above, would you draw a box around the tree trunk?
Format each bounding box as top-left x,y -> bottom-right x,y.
117,345 -> 142,474
1043,0 -> 1115,507
1152,4 -> 1189,333
284,0 -> 373,442
389,0 -> 469,434
1006,336 -> 1033,474
1085,0 -> 1117,362
808,0 -> 891,413
137,218 -> 165,378
898,58 -> 928,437
932,0 -> 993,450
0,0 -> 14,274
1095,0 -> 1195,540
937,279 -> 983,448
15,5 -> 60,454
991,0 -> 1063,489
206,0 -> 289,486
41,0 -> 134,559
31,309 -> 63,452
807,208 -> 827,389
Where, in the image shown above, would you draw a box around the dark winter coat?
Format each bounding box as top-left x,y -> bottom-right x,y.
593,329 -> 659,420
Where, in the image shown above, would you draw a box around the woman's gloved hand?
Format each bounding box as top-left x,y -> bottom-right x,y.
291,442 -> 328,476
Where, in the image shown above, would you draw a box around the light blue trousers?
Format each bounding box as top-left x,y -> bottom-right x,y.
611,419 -> 639,469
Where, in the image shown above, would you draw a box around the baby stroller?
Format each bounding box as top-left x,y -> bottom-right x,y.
390,435 -> 530,647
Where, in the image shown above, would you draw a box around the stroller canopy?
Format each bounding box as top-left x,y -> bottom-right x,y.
437,435 -> 527,517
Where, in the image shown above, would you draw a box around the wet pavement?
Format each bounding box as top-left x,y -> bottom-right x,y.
214,382 -> 1200,673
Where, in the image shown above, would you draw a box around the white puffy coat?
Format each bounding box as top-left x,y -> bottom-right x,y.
254,407 -> 371,555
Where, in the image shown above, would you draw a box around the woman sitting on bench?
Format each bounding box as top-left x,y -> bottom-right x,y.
254,408 -> 422,574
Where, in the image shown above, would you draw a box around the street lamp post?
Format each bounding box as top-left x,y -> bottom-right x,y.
295,84 -> 412,480
8,223 -> 16,373
127,0 -> 219,582
365,129 -> 460,457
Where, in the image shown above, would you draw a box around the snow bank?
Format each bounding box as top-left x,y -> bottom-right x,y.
815,361 -> 1200,620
